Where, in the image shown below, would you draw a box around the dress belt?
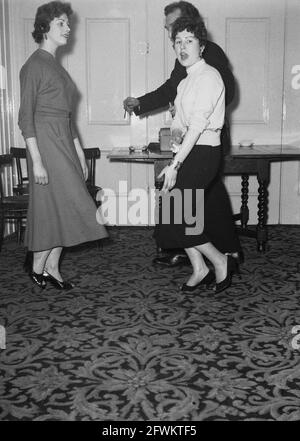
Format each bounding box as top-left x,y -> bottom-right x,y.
34,111 -> 71,119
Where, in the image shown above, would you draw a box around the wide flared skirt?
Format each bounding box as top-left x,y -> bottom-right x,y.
154,145 -> 240,251
25,115 -> 108,252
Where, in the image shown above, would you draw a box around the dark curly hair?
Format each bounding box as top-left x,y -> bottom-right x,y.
171,16 -> 207,46
164,1 -> 201,19
32,1 -> 73,43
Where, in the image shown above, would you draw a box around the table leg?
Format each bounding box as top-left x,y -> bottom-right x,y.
240,174 -> 250,229
256,178 -> 268,252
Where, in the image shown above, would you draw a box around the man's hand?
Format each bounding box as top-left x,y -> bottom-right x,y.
170,141 -> 181,153
123,97 -> 140,114
168,102 -> 176,118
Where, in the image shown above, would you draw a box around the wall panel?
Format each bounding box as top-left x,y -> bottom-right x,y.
226,18 -> 270,125
86,18 -> 130,125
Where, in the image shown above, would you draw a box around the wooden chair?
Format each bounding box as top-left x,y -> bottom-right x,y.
0,154 -> 28,250
10,146 -> 102,197
84,147 -> 102,206
10,147 -> 29,196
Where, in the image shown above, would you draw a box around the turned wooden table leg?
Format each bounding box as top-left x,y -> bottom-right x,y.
240,174 -> 250,229
256,178 -> 268,252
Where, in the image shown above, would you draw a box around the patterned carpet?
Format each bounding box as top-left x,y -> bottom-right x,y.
0,226 -> 300,421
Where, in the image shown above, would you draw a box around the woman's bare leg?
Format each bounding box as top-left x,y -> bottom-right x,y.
184,247 -> 210,286
33,250 -> 51,274
194,242 -> 228,283
44,247 -> 63,281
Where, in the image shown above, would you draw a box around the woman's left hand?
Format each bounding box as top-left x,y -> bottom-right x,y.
158,165 -> 178,193
81,160 -> 89,181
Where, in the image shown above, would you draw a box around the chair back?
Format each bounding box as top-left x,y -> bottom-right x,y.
0,154 -> 12,201
10,147 -> 29,194
0,154 -> 28,247
84,147 -> 100,187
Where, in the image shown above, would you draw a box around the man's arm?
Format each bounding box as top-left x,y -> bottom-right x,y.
123,59 -> 186,116
123,40 -> 235,116
135,60 -> 186,115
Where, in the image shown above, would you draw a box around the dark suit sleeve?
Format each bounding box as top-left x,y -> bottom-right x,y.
135,40 -> 235,116
135,59 -> 186,116
203,41 -> 235,154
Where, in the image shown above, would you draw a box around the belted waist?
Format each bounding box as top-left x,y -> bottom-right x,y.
204,128 -> 221,133
196,128 -> 221,147
34,111 -> 71,119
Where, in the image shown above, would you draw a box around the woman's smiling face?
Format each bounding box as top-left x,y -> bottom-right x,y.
46,13 -> 70,47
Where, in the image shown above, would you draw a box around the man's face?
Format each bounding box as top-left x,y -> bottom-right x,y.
164,8 -> 182,39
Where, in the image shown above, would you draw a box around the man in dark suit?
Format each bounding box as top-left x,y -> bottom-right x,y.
124,1 -> 242,267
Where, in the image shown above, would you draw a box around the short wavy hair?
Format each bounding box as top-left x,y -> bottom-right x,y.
164,1 -> 201,19
32,1 -> 73,43
171,16 -> 207,46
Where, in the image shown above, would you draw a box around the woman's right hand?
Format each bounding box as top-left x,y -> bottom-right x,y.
33,162 -> 48,185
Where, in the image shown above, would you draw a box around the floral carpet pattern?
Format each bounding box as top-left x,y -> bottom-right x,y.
0,226 -> 300,421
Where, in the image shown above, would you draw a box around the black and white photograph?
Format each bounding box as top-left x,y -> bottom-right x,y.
0,0 -> 300,424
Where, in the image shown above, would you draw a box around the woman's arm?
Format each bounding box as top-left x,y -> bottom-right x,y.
18,61 -> 48,185
69,115 -> 88,180
73,137 -> 88,181
159,128 -> 202,192
135,59 -> 186,115
26,137 -> 48,185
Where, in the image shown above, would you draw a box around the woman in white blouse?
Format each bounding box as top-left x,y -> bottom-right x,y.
154,16 -> 240,294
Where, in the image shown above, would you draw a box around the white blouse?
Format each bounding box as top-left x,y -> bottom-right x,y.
172,58 -> 225,147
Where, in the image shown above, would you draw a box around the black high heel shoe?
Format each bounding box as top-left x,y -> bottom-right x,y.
181,270 -> 215,292
214,255 -> 239,294
29,271 -> 46,289
43,270 -> 75,290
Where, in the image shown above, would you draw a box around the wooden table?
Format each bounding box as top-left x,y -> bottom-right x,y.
108,143 -> 300,252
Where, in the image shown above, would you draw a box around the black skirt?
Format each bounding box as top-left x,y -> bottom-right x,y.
154,145 -> 240,251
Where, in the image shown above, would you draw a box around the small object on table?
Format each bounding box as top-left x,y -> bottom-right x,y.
239,140 -> 254,148
129,146 -> 148,153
